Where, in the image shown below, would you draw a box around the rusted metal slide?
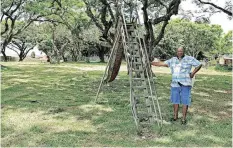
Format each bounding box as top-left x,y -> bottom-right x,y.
103,22 -> 124,83
105,43 -> 124,82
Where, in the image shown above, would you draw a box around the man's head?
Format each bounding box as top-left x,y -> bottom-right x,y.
176,47 -> 184,59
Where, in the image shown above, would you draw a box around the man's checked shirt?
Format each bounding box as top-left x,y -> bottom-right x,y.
164,55 -> 201,87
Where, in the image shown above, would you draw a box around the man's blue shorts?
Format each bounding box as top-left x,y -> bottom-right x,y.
170,86 -> 192,106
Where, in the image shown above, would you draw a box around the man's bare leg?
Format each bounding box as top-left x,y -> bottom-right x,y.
173,104 -> 179,120
182,105 -> 188,122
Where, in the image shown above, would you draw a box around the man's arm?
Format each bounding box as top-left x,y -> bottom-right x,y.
151,61 -> 169,67
190,64 -> 202,78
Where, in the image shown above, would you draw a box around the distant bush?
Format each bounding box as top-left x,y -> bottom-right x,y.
208,59 -> 217,66
215,64 -> 232,72
31,51 -> 35,58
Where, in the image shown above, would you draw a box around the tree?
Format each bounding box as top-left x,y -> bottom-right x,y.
37,23 -> 54,63
194,0 -> 232,16
37,23 -> 73,64
1,0 -> 63,61
7,23 -> 38,61
139,0 -> 181,59
52,25 -> 72,62
154,19 -> 223,59
83,0 -> 182,60
31,51 -> 35,58
81,25 -> 110,62
214,30 -> 232,55
83,0 -> 115,44
48,0 -> 90,61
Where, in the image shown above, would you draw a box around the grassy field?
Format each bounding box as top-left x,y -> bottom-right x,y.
1,62 -> 232,147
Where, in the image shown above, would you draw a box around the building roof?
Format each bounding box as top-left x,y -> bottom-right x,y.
223,54 -> 232,60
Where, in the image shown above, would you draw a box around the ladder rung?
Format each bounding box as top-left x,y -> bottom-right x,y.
133,95 -> 149,98
133,69 -> 144,72
129,34 -> 136,37
127,31 -> 134,34
131,49 -> 139,51
132,52 -> 140,55
137,112 -> 153,118
132,78 -> 145,80
126,41 -> 138,44
128,35 -> 136,38
133,62 -> 142,64
132,83 -> 146,87
139,120 -> 152,125
130,52 -> 140,56
127,26 -> 134,29
135,103 -> 150,108
126,23 -> 134,26
134,86 -> 147,89
132,78 -> 146,82
147,96 -> 154,98
140,122 -> 152,127
132,74 -> 144,77
127,28 -> 135,31
130,33 -> 137,37
132,55 -> 140,58
126,26 -> 134,29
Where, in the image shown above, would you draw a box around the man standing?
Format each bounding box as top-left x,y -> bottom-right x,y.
151,47 -> 202,124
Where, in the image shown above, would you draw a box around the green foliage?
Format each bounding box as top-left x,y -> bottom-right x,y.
154,19 -> 224,59
1,0 -> 230,63
6,23 -> 40,61
215,64 -> 232,72
37,23 -> 53,56
215,31 -> 232,54
208,59 -> 218,66
82,25 -> 100,44
13,23 -> 39,44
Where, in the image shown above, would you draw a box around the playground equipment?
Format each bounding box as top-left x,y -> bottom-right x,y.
96,3 -> 163,135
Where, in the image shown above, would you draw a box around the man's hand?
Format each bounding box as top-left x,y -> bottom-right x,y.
151,62 -> 157,66
151,61 -> 168,67
190,64 -> 202,78
190,73 -> 195,78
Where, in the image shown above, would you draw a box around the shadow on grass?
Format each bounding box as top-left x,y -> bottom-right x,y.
1,65 -> 232,147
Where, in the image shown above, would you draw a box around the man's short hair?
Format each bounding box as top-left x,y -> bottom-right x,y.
178,46 -> 185,52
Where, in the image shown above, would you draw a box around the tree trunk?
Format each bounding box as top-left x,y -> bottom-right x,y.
71,50 -> 78,62
1,50 -> 8,61
98,47 -> 105,63
19,52 -> 24,61
19,57 -> 23,61
148,21 -> 156,60
142,2 -> 155,61
1,39 -> 11,61
62,55 -> 65,61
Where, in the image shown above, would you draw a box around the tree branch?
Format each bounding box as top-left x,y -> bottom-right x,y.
60,39 -> 69,54
7,45 -> 20,56
84,1 -> 104,31
52,0 -> 62,8
25,46 -> 34,57
10,0 -> 24,16
107,3 -> 115,22
154,20 -> 169,47
153,0 -> 181,25
1,17 -> 9,35
197,0 -> 232,16
11,40 -> 22,49
157,0 -> 168,10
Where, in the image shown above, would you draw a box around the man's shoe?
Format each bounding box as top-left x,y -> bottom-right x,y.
170,118 -> 178,122
181,120 -> 187,125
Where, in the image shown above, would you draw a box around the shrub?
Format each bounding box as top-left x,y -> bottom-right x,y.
215,64 -> 232,72
31,51 -> 35,58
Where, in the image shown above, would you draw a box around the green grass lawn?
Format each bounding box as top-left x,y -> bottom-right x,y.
1,62 -> 232,147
